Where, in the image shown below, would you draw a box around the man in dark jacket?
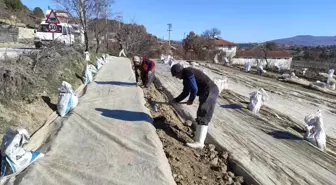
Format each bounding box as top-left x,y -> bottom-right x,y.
133,56 -> 156,88
170,63 -> 219,149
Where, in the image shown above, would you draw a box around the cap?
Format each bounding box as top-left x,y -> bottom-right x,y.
133,56 -> 140,62
171,63 -> 183,76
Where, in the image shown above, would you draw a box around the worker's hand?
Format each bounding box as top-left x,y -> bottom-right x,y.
186,100 -> 193,105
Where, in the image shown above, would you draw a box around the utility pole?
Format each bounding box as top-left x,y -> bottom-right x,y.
167,23 -> 172,45
183,32 -> 186,39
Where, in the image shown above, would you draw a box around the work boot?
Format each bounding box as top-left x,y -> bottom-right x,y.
186,125 -> 208,149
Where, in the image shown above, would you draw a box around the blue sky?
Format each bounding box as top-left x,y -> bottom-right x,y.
22,0 -> 336,43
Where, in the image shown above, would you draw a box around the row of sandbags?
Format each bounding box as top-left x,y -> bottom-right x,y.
313,69 -> 335,90
61,54 -> 109,117
82,55 -> 109,85
0,54 -> 110,181
161,55 -> 327,151
247,88 -> 326,151
0,81 -> 79,181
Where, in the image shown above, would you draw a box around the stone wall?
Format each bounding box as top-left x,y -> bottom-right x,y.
0,24 -> 35,43
0,26 -> 18,42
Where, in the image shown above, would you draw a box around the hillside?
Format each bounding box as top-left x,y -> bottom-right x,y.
271,35 -> 336,46
0,0 -> 43,28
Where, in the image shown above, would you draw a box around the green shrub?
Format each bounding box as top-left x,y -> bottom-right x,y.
4,0 -> 23,10
33,7 -> 44,18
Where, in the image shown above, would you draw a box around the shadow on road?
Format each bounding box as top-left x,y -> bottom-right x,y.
95,108 -> 151,123
268,130 -> 303,140
220,104 -> 243,110
95,81 -> 136,86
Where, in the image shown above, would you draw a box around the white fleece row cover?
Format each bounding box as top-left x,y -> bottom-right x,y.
8,57 -> 176,185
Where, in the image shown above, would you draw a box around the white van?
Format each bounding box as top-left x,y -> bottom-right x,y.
34,21 -> 75,48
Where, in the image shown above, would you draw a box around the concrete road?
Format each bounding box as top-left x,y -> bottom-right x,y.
0,47 -> 35,59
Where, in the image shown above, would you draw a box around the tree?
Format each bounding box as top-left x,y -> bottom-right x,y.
182,31 -> 217,60
254,42 -> 278,68
88,0 -> 114,53
54,0 -> 114,51
89,19 -> 108,53
33,7 -> 44,18
201,28 -> 221,39
116,22 -> 160,57
4,0 -> 23,10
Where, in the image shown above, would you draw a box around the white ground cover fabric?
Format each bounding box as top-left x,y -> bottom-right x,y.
6,57 -> 175,185
155,62 -> 336,185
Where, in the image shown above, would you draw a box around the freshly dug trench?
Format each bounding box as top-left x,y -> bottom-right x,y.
142,84 -> 246,185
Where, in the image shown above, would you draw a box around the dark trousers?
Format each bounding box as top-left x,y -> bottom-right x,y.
196,86 -> 219,126
141,70 -> 155,87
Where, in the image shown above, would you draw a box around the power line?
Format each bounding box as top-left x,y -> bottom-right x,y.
167,23 -> 172,45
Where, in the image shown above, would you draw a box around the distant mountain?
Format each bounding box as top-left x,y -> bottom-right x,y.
270,35 -> 336,46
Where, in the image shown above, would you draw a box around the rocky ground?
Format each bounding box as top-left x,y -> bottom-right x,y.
142,83 -> 246,185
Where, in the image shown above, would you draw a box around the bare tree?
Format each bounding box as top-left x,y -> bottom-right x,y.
116,21 -> 159,57
254,42 -> 278,68
54,0 -> 113,51
89,0 -> 114,53
201,28 -> 221,39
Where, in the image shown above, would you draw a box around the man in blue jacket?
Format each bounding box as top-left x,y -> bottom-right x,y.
170,63 -> 219,149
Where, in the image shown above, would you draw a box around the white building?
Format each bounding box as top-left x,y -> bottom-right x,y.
214,38 -> 237,58
232,50 -> 293,70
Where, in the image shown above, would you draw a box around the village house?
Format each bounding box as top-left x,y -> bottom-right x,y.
232,50 -> 293,70
214,37 -> 237,58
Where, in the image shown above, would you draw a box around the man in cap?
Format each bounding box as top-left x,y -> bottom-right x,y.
133,56 -> 156,88
170,63 -> 219,149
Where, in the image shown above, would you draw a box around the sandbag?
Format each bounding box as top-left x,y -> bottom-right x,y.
84,51 -> 90,61
160,54 -> 165,62
327,69 -> 335,90
57,81 -> 79,117
247,88 -> 269,114
97,57 -> 106,65
245,62 -> 251,72
88,64 -> 98,74
0,128 -> 44,180
82,64 -> 97,85
257,61 -> 264,75
96,58 -> 104,70
302,68 -> 308,75
167,58 -> 174,67
223,57 -> 229,66
101,53 -> 109,61
328,69 -> 334,78
213,77 -> 228,93
304,110 -> 326,151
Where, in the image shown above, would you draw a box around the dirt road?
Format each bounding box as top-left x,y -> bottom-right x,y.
154,61 -> 336,185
